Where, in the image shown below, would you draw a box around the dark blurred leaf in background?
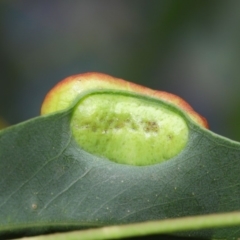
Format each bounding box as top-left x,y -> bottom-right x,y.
0,117 -> 8,130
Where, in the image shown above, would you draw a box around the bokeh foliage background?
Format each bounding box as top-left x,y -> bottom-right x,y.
1,0 -> 240,140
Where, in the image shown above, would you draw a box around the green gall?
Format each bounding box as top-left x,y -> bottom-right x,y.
71,92 -> 188,166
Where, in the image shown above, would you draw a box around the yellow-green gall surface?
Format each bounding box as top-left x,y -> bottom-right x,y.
71,93 -> 188,166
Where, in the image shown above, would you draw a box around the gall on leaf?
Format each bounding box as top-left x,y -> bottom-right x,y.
41,72 -> 208,129
41,72 -> 208,166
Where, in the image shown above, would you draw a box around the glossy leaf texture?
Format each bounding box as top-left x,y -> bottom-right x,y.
0,90 -> 240,240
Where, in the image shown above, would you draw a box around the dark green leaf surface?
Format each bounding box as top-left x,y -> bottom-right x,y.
0,91 -> 240,239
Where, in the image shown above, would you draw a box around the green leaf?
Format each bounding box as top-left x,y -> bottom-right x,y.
0,90 -> 240,239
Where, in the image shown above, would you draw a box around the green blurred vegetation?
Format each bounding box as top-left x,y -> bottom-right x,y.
1,0 -> 240,140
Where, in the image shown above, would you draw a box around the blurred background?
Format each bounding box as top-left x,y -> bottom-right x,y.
1,0 -> 240,140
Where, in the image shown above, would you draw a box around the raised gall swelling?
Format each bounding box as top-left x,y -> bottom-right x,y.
41,72 -> 208,166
